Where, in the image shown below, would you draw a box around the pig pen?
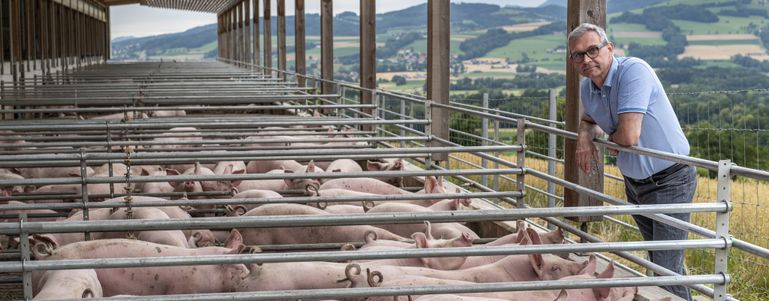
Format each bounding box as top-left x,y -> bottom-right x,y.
0,61 -> 733,301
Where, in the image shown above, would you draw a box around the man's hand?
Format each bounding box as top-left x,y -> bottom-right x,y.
576,133 -> 599,173
577,117 -> 602,174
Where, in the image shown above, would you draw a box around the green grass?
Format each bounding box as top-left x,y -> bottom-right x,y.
462,71 -> 515,78
674,16 -> 767,35
485,33 -> 564,62
688,39 -> 760,46
381,79 -> 426,93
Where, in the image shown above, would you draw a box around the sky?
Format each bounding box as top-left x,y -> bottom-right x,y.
110,0 -> 547,39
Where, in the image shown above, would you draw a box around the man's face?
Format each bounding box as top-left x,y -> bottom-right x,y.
569,31 -> 613,83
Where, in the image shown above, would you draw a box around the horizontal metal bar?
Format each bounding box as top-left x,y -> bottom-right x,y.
1,192 -> 521,212
0,104 -> 377,115
0,94 -> 340,106
39,275 -> 727,301
0,204 -> 728,235
0,119 -> 427,132
1,168 -> 521,187
0,146 -> 517,163
0,239 -> 726,273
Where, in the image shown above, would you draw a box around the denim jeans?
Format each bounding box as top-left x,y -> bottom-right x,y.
624,163 -> 697,301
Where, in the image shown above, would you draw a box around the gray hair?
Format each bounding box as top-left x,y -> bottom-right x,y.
567,23 -> 610,48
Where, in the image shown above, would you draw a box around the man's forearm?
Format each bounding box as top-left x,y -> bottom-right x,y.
578,120 -> 601,140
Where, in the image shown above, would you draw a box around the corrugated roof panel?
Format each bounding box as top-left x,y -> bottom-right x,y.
101,0 -> 240,13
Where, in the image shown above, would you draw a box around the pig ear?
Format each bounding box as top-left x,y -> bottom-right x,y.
224,229 -> 244,250
554,290 -> 569,301
306,160 -> 316,173
592,260 -> 613,299
423,221 -> 435,240
366,161 -> 383,171
597,259 -> 614,279
141,169 -> 150,176
424,176 -> 437,193
525,228 -> 543,245
580,255 -> 598,276
528,252 -> 545,278
412,232 -> 428,248
231,169 -> 245,187
461,232 -> 474,244
165,169 -> 179,176
450,199 -> 460,211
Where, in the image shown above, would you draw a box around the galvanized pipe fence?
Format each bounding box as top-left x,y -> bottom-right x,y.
0,60 -> 753,300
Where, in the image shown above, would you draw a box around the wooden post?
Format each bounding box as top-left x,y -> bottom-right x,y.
564,0 -> 606,222
40,0 -> 47,74
0,0 -> 5,76
360,0 -> 376,128
294,0 -> 305,86
263,0 -> 271,70
253,0 -> 260,68
231,8 -> 237,62
10,0 -> 20,81
25,0 -> 32,72
427,0 -> 450,162
237,2 -> 243,64
277,0 -> 286,79
320,0 -> 333,94
244,0 -> 251,65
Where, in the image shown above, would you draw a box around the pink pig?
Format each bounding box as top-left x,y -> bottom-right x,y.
31,230 -> 248,296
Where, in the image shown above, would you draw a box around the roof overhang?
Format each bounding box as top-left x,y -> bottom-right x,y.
100,0 -> 238,13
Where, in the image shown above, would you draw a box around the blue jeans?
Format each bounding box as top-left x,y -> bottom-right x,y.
624,163 -> 697,301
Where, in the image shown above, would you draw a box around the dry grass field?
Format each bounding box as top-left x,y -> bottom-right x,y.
449,152 -> 769,300
678,44 -> 767,60
501,21 -> 551,33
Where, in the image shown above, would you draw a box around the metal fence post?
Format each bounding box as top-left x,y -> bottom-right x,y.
19,212 -> 32,300
714,160 -> 733,301
400,97 -> 406,148
547,89 -> 557,229
492,112 -> 500,192
80,149 -> 91,240
481,93 -> 489,188
425,98 -> 433,169
515,118 -> 526,208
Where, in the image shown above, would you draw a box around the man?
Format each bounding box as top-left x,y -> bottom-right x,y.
568,23 -> 696,301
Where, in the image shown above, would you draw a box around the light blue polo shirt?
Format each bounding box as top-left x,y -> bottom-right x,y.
580,56 -> 690,180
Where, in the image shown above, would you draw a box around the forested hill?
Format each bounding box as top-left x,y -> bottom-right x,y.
112,3 -> 564,59
540,0 -> 667,12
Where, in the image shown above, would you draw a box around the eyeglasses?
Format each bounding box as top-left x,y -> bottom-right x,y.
570,42 -> 608,63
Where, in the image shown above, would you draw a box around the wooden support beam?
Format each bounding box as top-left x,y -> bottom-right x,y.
24,0 -> 31,73
564,0 -> 607,222
359,0 -> 376,129
236,2 -> 243,64
253,0 -> 260,67
320,0 -> 333,94
1,0 -> 5,76
103,5 -> 109,62
10,0 -> 20,81
230,8 -> 236,62
427,0 -> 450,162
244,0 -> 251,65
294,0 -> 305,86
40,0 -> 48,74
263,0 -> 271,70
277,0 -> 285,79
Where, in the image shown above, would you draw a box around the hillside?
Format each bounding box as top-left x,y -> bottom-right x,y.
540,0 -> 667,12
111,3 -> 558,60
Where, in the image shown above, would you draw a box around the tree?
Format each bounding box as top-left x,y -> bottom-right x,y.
392,75 -> 408,86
